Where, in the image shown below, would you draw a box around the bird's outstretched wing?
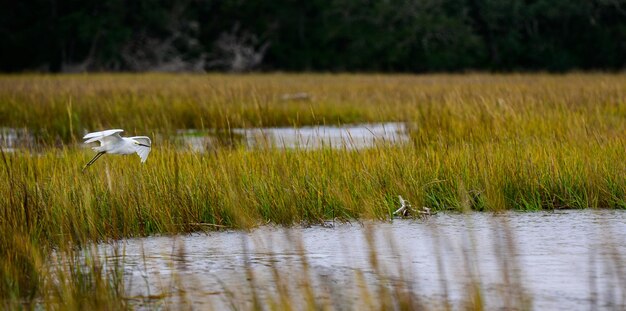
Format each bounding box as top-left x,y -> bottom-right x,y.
130,136 -> 151,163
83,129 -> 124,144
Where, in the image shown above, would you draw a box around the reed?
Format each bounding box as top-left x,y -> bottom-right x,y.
1,73 -> 624,142
1,137 -> 625,240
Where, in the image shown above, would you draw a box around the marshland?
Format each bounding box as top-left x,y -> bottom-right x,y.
1,73 -> 625,310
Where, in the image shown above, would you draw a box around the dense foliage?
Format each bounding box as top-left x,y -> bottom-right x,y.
1,0 -> 625,72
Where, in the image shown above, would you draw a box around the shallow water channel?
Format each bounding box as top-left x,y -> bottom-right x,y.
92,210 -> 625,310
2,123 -> 409,152
178,122 -> 409,151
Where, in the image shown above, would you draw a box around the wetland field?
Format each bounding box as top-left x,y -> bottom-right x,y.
1,73 -> 625,310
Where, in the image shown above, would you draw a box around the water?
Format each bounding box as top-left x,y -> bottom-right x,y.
1,123 -> 409,152
178,122 -> 409,151
0,127 -> 34,152
94,210 -> 625,310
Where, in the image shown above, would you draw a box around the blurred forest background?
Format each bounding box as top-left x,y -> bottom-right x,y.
1,0 -> 625,73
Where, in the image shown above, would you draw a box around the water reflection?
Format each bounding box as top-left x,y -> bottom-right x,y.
0,127 -> 34,152
97,210 -> 625,310
1,123 -> 410,152
178,122 -> 409,151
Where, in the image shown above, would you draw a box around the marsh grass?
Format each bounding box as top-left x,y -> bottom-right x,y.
1,73 -> 625,142
1,73 -> 625,309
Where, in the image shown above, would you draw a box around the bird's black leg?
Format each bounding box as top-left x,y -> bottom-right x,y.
83,152 -> 105,172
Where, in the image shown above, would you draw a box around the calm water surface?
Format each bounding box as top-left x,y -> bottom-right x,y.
178,122 -> 409,151
2,123 -> 409,152
97,210 -> 625,310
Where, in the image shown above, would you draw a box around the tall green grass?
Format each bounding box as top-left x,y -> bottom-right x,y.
1,73 -> 625,308
2,137 -> 625,241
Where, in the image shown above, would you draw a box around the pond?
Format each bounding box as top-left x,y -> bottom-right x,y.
91,210 -> 625,310
177,122 -> 409,151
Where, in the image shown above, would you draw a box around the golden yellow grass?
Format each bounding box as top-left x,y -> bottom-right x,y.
1,73 -> 624,141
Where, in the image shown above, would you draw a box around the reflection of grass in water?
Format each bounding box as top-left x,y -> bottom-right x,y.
0,73 -> 625,308
178,129 -> 247,150
14,216 -> 623,310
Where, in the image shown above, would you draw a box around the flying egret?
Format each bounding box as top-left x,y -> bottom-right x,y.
82,129 -> 151,171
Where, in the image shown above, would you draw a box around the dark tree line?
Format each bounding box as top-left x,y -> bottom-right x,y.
1,0 -> 625,72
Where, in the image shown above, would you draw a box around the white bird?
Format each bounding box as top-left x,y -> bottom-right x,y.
82,129 -> 151,171
394,195 -> 413,217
